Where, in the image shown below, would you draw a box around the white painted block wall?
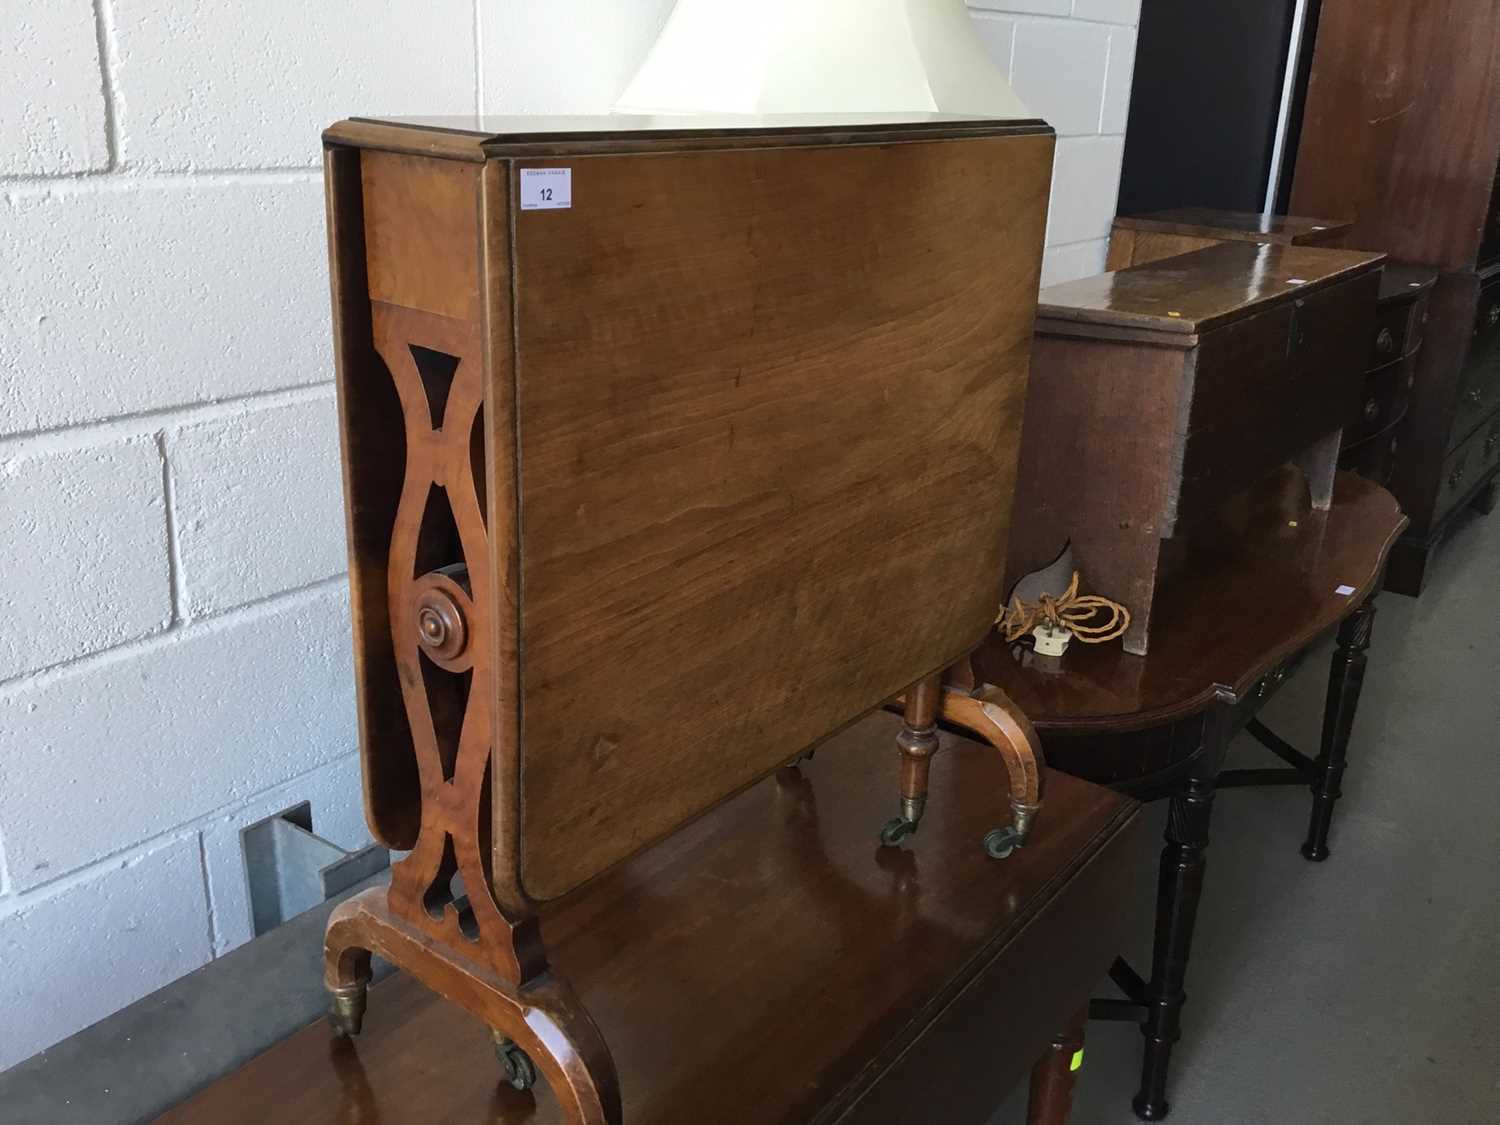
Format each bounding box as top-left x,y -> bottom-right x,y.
0,0 -> 1137,1069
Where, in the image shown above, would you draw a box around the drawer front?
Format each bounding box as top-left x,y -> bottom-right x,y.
1371,293 -> 1423,364
1346,350 -> 1417,446
1339,423 -> 1402,486
1453,283 -> 1500,445
1433,410 -> 1500,525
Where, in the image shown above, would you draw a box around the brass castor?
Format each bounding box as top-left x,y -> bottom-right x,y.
493,1032 -> 538,1091
879,815 -> 918,847
328,981 -> 368,1038
983,826 -> 1023,860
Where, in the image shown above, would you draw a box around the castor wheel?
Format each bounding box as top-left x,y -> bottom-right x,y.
493,1033 -> 538,1091
880,816 -> 917,847
327,982 -> 368,1038
983,826 -> 1022,859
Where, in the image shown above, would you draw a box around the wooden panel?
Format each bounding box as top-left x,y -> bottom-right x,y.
509,135 -> 1054,900
158,716 -> 1141,1125
360,149 -> 483,321
324,145 -> 419,849
1290,0 -> 1500,269
1004,333 -> 1184,648
1172,271 -> 1376,524
1112,208 -> 1351,245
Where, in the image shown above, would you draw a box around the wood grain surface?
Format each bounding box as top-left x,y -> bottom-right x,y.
161,714 -> 1140,1125
1036,242 -> 1384,341
979,469 -> 1406,733
508,134 -> 1054,900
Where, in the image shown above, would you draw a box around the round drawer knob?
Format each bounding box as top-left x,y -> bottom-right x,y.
1450,466 -> 1466,490
1488,305 -> 1500,328
1375,327 -> 1395,354
1487,434 -> 1498,457
1468,387 -> 1485,406
1363,397 -> 1380,421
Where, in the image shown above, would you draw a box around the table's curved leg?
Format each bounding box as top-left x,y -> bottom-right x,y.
1304,598 -> 1375,861
325,889 -> 621,1125
880,676 -> 1045,857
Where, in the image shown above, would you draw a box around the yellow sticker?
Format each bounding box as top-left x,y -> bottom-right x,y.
1070,1049 -> 1085,1073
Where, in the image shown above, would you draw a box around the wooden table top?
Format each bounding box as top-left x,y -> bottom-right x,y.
160,713 -> 1139,1125
976,470 -> 1407,734
1112,207 -> 1352,243
1036,242 -> 1386,339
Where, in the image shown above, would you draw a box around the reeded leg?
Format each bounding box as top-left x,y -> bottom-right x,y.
1134,708 -> 1229,1121
1303,599 -> 1375,861
880,674 -> 942,846
1027,1008 -> 1088,1125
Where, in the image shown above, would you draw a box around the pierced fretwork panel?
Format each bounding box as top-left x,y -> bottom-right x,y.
370,302 -> 525,979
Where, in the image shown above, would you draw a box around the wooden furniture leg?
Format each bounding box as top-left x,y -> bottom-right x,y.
881,677 -> 1045,858
880,673 -> 942,845
325,890 -> 621,1123
1027,1007 -> 1088,1125
1133,703 -> 1231,1121
1303,598 -> 1375,861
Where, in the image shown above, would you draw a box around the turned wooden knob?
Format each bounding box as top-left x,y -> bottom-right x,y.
411,565 -> 473,670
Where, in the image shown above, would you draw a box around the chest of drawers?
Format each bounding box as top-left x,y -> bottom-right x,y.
1006,242 -> 1383,654
1338,266 -> 1435,486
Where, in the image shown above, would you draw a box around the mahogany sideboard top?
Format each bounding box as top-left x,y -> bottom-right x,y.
159,713 -> 1141,1125
1106,208 -> 1351,271
982,469 -> 1406,734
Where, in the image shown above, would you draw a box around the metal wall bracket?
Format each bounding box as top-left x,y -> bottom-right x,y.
241,803 -> 390,937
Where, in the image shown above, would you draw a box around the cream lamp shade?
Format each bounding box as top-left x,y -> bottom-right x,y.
614,0 -> 1031,119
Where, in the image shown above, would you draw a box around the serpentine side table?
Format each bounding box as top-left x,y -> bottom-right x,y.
156,713 -> 1140,1125
972,468 -> 1407,1120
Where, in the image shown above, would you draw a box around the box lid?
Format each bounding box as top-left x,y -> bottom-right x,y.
1036,242 -> 1386,345
1113,207 -> 1352,244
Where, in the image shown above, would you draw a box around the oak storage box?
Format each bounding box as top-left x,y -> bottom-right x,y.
1004,241 -> 1384,655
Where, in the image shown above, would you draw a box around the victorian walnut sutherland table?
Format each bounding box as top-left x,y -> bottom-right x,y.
320,113 -> 1063,1120
974,469 -> 1407,1120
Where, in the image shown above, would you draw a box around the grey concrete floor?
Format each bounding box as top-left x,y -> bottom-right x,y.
993,502 -> 1500,1125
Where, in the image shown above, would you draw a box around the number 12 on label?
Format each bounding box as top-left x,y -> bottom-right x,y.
520,168 -> 572,211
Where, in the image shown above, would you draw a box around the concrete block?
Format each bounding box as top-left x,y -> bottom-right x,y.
111,0 -> 475,170
0,180 -> 329,436
199,752 -> 371,955
1071,0 -> 1142,26
167,394 -> 346,617
0,439 -> 171,680
1046,135 -> 1125,245
483,1 -> 675,113
0,1 -> 109,176
1012,19 -> 1111,137
0,585 -> 356,891
970,0 -> 1070,16
1041,239 -> 1109,287
969,14 -> 1017,79
0,835 -> 211,1071
1101,26 -> 1138,134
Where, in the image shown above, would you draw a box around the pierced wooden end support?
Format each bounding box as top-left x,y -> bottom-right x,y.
880,674 -> 1045,859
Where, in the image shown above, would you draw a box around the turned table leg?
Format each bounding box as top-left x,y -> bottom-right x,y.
1133,707 -> 1230,1121
1027,1008 -> 1088,1125
880,673 -> 942,845
1303,598 -> 1375,861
